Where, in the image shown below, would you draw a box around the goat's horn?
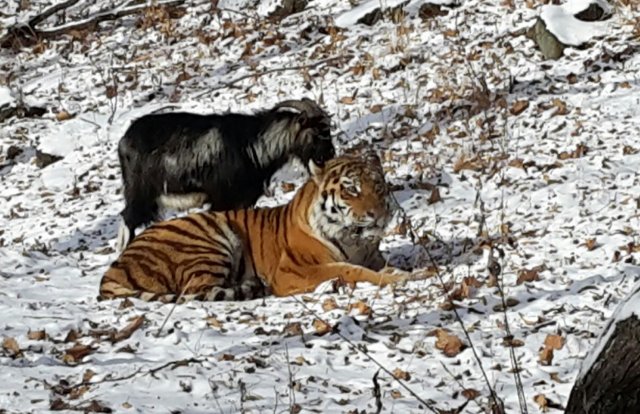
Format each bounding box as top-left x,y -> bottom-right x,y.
274,99 -> 325,117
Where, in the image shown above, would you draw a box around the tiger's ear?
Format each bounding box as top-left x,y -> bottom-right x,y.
308,159 -> 323,183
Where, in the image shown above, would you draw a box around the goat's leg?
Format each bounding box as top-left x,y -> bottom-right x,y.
117,197 -> 159,252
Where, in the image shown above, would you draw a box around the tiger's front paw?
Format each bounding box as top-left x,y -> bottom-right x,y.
378,266 -> 411,285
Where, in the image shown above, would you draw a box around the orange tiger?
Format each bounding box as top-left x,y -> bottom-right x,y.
98,152 -> 408,302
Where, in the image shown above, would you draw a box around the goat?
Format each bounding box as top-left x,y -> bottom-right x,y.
115,98 -> 335,251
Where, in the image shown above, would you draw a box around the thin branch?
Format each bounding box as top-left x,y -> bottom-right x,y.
38,0 -> 185,38
292,296 -> 439,413
390,194 -> 502,412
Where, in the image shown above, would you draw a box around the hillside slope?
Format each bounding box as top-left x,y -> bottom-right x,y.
1,0 -> 640,412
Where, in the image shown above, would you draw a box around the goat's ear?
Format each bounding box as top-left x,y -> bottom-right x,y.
308,159 -> 323,183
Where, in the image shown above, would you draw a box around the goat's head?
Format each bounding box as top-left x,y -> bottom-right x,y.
274,98 -> 335,168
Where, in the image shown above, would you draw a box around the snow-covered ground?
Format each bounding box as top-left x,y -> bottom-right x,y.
1,0 -> 640,412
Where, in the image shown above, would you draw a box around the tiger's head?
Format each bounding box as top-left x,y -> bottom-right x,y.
308,151 -> 394,242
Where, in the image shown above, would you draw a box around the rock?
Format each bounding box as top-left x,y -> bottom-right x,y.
269,0 -> 308,20
6,145 -> 23,161
527,17 -> 565,60
574,2 -> 611,22
419,3 -> 449,20
35,150 -> 63,169
358,1 -> 407,26
566,304 -> 640,413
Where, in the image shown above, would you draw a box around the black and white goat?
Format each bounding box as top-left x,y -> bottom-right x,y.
116,98 -> 335,250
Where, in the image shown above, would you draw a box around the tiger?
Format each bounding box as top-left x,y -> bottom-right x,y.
98,152 -> 408,302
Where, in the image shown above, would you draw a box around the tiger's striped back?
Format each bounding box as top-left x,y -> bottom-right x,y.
99,152 -> 400,302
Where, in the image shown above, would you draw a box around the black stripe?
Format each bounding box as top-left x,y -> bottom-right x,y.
243,212 -> 259,283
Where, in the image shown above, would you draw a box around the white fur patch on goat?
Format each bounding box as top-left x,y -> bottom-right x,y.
115,218 -> 130,253
158,193 -> 207,211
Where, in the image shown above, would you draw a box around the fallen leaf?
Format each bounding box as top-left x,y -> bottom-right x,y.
2,337 -> 21,357
584,238 -> 597,251
291,355 -> 308,366
347,300 -> 371,316
390,389 -> 403,399
83,369 -> 96,383
544,334 -> 565,350
111,315 -> 145,343
27,330 -> 47,341
64,329 -> 80,343
462,388 -> 480,400
55,111 -> 74,121
434,328 -> 465,357
118,298 -> 134,309
392,368 -> 411,381
534,394 -> 548,412
312,318 -> 331,336
428,186 -> 441,204
551,98 -> 569,116
369,104 -> 383,113
339,96 -> 355,105
283,322 -> 303,337
539,346 -> 554,366
517,267 -> 541,285
63,344 -> 96,364
510,100 -> 529,116
206,316 -> 224,329
322,297 -> 339,312
218,353 -> 235,361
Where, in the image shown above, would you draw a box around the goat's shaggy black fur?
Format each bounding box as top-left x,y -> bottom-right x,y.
116,98 -> 335,250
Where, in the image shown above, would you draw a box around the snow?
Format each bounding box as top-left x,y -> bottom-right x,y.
0,86 -> 13,107
541,0 -> 611,46
1,0 -> 640,412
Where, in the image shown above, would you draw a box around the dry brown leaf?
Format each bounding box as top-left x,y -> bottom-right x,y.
453,155 -> 483,173
390,389 -> 403,399
584,238 -> 597,251
218,353 -> 235,361
322,297 -> 339,312
63,344 -> 96,364
462,388 -> 480,400
369,104 -> 383,113
283,322 -> 303,337
539,346 -> 554,366
312,318 -> 331,336
534,394 -> 548,412
64,329 -> 80,343
339,96 -> 355,105
27,330 -> 47,341
434,328 -> 464,357
292,355 -> 308,366
392,368 -> 411,381
428,186 -> 441,204
83,369 -> 96,383
69,385 -> 89,400
347,300 -> 371,316
111,315 -> 145,343
551,98 -> 569,116
206,317 -> 224,329
55,111 -> 74,121
503,337 -> 524,347
544,334 -> 565,350
510,100 -> 529,116
517,267 -> 541,285
2,337 -> 21,357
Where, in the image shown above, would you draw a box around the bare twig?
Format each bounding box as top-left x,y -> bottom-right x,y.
390,195 -> 502,411
372,369 -> 383,414
292,296 -> 439,413
1,0 -> 185,47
